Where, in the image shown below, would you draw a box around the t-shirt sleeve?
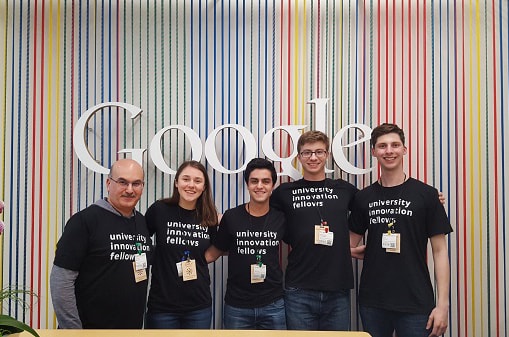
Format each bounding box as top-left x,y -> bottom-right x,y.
145,202 -> 159,236
212,211 -> 233,252
53,213 -> 90,271
348,194 -> 368,235
269,186 -> 283,211
426,188 -> 453,237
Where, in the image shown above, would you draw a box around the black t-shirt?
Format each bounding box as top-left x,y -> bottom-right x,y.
349,178 -> 453,314
212,204 -> 286,308
145,200 -> 217,313
53,205 -> 151,329
270,178 -> 358,291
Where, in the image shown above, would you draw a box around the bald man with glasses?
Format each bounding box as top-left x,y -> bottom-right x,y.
51,159 -> 152,329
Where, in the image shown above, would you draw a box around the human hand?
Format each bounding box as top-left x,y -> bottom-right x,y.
438,192 -> 446,205
350,245 -> 366,260
426,305 -> 448,337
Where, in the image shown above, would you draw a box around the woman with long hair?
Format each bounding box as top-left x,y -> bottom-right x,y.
145,160 -> 218,329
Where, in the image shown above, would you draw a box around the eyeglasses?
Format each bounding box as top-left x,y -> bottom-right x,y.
299,149 -> 328,158
109,176 -> 145,189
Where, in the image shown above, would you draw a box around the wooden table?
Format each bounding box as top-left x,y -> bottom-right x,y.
25,329 -> 371,337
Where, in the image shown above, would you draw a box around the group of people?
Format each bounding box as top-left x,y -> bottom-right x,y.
50,123 -> 452,337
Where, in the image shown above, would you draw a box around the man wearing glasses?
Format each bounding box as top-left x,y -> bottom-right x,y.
270,130 -> 358,331
51,158 -> 152,329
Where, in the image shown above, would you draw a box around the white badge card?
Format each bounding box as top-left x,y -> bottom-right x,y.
251,264 -> 267,283
132,262 -> 147,282
176,262 -> 183,277
382,233 -> 401,253
182,259 -> 198,281
134,253 -> 147,270
314,225 -> 334,246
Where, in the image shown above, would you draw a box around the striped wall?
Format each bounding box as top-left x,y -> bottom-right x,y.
1,1 -> 508,335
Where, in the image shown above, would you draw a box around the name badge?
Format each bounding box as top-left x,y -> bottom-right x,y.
182,259 -> 198,281
251,264 -> 267,283
382,233 -> 401,253
132,262 -> 147,282
314,225 -> 334,246
134,253 -> 147,270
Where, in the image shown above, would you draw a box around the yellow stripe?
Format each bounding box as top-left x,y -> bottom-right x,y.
468,0 -> 476,333
45,0 -> 55,328
291,1 -> 298,126
474,0 -> 484,333
301,0 -> 307,125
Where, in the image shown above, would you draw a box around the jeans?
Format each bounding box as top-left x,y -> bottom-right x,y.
360,306 -> 431,337
223,298 -> 286,330
145,307 -> 212,329
284,287 -> 351,330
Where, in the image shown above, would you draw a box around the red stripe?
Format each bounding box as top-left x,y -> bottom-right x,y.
377,0 -> 381,121
385,0 -> 389,121
452,1 -> 461,333
316,0 -> 320,96
407,0 -> 412,177
37,0 -> 46,326
400,1 -> 404,127
392,0 -> 396,121
30,0 -> 38,327
490,0 -> 500,334
416,0 -> 420,180
460,1 -> 468,335
422,0 -> 427,182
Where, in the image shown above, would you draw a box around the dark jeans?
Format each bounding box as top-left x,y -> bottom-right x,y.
145,307 -> 212,329
360,306 -> 431,337
223,298 -> 286,330
285,287 -> 351,330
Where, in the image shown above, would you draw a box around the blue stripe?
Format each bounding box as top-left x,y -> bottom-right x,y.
22,0 -> 31,319
8,0 -> 16,314
501,0 -> 508,330
61,0 -> 68,280
99,0 -> 105,201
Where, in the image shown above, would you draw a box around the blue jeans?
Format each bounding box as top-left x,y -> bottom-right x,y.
223,298 -> 286,330
284,287 -> 351,330
360,306 -> 431,337
145,307 -> 212,329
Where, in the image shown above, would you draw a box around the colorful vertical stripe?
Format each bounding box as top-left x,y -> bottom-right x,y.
0,1 -> 508,335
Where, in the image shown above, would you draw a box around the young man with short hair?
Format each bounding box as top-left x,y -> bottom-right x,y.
349,123 -> 452,337
206,158 -> 287,329
270,130 -> 358,331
